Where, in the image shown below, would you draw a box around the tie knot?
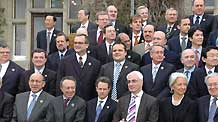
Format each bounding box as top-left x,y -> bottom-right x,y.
134,35 -> 139,39
197,16 -> 200,19
116,63 -> 121,67
32,94 -> 37,98
213,97 -> 217,102
99,100 -> 103,104
185,70 -> 190,74
208,70 -> 213,75
48,31 -> 51,35
195,50 -> 199,54
64,98 -> 70,103
79,56 -> 82,60
181,37 -> 186,41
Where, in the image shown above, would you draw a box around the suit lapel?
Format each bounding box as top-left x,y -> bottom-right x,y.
91,99 -> 98,122
98,98 -> 111,121
154,63 -> 165,85
123,95 -> 131,119
203,96 -> 210,120
118,61 -> 129,82
23,92 -> 30,120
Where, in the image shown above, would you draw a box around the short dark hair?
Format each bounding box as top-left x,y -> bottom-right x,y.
192,0 -> 205,6
31,48 -> 47,59
0,41 -> 9,48
177,16 -> 190,25
130,15 -> 142,24
56,33 -> 69,42
103,24 -> 113,34
80,9 -> 90,19
45,14 -> 57,22
188,26 -> 204,38
112,41 -> 127,51
60,76 -> 77,87
95,76 -> 111,88
202,46 -> 218,58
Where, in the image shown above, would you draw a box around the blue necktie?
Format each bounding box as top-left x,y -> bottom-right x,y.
208,70 -> 212,75
184,70 -> 189,79
27,94 -> 37,120
208,97 -> 217,122
195,16 -> 200,25
152,66 -> 158,82
111,63 -> 122,101
95,101 -> 103,122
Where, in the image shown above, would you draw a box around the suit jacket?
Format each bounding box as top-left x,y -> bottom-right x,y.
36,29 -> 61,54
99,60 -> 139,98
46,49 -> 75,72
112,92 -> 159,122
94,43 -> 113,65
126,50 -> 141,65
189,67 -> 218,99
47,95 -> 86,122
159,96 -> 197,122
71,22 -> 98,46
57,54 -> 101,100
0,90 -> 13,122
156,23 -> 179,40
198,95 -> 218,122
140,62 -> 176,98
189,14 -> 214,46
212,15 -> 218,31
85,97 -> 117,122
19,68 -> 56,96
167,35 -> 192,55
128,31 -> 145,48
1,61 -> 24,96
12,91 -> 54,122
132,43 -> 146,57
114,21 -> 128,35
207,31 -> 218,46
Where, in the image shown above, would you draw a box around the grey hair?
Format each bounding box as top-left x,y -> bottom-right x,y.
204,73 -> 218,85
127,71 -> 143,80
169,72 -> 188,88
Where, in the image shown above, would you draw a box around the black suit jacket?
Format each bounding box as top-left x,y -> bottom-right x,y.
112,92 -> 159,122
47,95 -> 86,122
94,43 -> 113,65
19,68 -> 56,96
126,50 -> 141,65
159,96 -> 197,122
189,14 -> 214,46
114,21 -> 128,35
167,35 -> 192,55
0,90 -> 13,122
207,31 -> 218,46
46,49 -> 74,72
86,97 -> 117,122
57,54 -> 101,100
140,62 -> 176,98
36,29 -> 61,54
71,22 -> 98,46
198,95 -> 218,122
1,61 -> 24,96
99,60 -> 139,99
156,23 -> 179,40
212,15 -> 218,31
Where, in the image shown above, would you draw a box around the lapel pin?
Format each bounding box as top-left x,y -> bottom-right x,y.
161,66 -> 164,70
128,55 -> 131,59
106,106 -> 110,109
141,40 -> 144,43
125,66 -> 128,69
87,50 -> 90,54
71,103 -> 75,107
12,68 -> 15,72
53,34 -> 56,37
174,28 -> 177,31
40,100 -> 43,103
88,62 -> 92,66
44,75 -> 47,77
203,19 -> 206,21
116,28 -> 119,31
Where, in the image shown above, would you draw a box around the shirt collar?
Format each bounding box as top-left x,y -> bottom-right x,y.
205,66 -> 215,73
131,90 -> 143,98
30,90 -> 43,99
1,61 -> 10,66
47,28 -> 54,34
34,66 -> 45,74
80,21 -> 89,28
184,65 -> 195,72
114,60 -> 125,67
152,62 -> 161,68
58,49 -> 67,56
76,53 -> 87,62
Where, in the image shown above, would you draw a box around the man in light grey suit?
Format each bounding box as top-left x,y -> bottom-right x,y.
12,73 -> 54,122
47,76 -> 86,122
112,71 -> 159,122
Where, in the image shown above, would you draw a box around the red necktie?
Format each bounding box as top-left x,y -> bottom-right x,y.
98,31 -> 103,45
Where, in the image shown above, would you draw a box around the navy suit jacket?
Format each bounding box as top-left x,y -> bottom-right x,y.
140,62 -> 176,98
36,29 -> 61,54
86,98 -> 117,122
114,21 -> 128,35
46,49 -> 74,72
212,15 -> 218,31
198,95 -> 218,122
94,43 -> 113,65
189,14 -> 214,46
19,68 -> 56,96
126,50 -> 141,65
156,23 -> 179,40
0,90 -> 13,122
71,22 -> 98,46
207,31 -> 218,46
1,61 -> 24,96
57,54 -> 101,100
167,35 -> 192,54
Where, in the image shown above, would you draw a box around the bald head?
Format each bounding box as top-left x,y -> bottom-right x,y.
29,73 -> 45,93
118,33 -> 131,50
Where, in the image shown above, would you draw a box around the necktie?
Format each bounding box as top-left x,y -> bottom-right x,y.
47,31 -> 51,52
81,25 -> 86,28
108,45 -> 112,55
79,56 -> 83,68
208,97 -> 217,122
184,70 -> 190,79
195,50 -> 199,67
111,63 -> 122,101
98,31 -> 104,45
195,16 -> 200,25
166,26 -> 172,38
95,101 -> 103,122
27,94 -> 37,120
134,36 -> 139,46
145,43 -> 151,53
181,37 -> 187,51
60,54 -> 64,60
64,98 -> 70,108
208,70 -> 213,75
215,37 -> 218,47
126,96 -> 137,122
152,66 -> 158,82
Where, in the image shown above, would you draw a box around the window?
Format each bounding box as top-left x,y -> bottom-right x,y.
15,0 -> 26,18
51,0 -> 64,8
15,24 -> 26,55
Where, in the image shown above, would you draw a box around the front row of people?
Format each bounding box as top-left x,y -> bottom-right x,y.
1,71 -> 218,122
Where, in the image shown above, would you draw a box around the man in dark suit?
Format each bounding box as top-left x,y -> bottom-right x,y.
168,16 -> 192,55
0,78 -> 13,122
198,73 -> 218,122
140,45 -> 176,98
47,76 -> 86,122
118,33 -> 141,65
128,15 -> 145,48
189,46 -> 218,99
207,30 -> 218,47
99,41 -> 139,101
189,0 -> 214,47
57,34 -> 101,100
36,14 -> 61,54
94,24 -> 116,65
19,48 -> 56,96
107,5 -> 127,34
156,8 -> 179,40
0,41 -> 24,96
86,76 -> 117,122
46,33 -> 74,72
12,73 -> 54,122
71,9 -> 97,46
112,71 -> 159,122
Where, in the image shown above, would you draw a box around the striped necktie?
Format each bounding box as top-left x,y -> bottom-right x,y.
27,94 -> 37,120
111,63 -> 122,101
126,96 -> 137,122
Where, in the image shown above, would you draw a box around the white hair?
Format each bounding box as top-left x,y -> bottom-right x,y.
126,71 -> 143,80
169,72 -> 187,88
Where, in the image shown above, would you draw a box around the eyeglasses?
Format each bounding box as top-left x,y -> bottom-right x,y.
74,42 -> 86,45
207,82 -> 218,88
